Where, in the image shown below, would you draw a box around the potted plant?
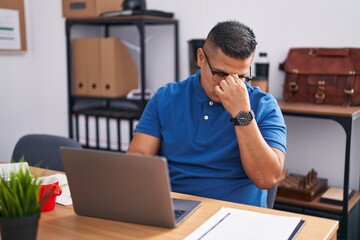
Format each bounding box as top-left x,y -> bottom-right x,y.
0,160 -> 47,240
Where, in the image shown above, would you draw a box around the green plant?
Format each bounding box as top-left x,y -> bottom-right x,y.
0,159 -> 45,218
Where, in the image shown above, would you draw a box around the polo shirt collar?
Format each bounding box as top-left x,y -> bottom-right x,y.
192,72 -> 210,103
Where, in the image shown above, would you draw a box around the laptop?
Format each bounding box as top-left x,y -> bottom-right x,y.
60,147 -> 201,228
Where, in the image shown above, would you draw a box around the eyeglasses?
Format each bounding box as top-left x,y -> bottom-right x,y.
202,48 -> 252,82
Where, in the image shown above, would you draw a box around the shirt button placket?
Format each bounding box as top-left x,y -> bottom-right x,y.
204,101 -> 213,120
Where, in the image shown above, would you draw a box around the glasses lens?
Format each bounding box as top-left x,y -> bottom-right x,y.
212,74 -> 226,82
240,76 -> 251,82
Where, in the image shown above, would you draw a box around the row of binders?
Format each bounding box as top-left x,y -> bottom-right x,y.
72,113 -> 139,152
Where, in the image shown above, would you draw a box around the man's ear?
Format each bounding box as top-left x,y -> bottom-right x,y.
197,48 -> 204,68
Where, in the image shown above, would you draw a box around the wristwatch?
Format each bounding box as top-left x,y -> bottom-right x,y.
230,110 -> 255,126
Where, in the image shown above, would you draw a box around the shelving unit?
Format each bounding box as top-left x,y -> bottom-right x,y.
275,101 -> 360,240
64,16 -> 179,151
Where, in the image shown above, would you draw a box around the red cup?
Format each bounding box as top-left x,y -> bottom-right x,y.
39,176 -> 62,212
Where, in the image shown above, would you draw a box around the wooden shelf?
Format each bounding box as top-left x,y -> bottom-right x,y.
65,16 -> 179,150
277,100 -> 360,239
276,191 -> 360,214
278,101 -> 360,117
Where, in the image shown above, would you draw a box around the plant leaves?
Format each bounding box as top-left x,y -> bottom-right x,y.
0,160 -> 43,217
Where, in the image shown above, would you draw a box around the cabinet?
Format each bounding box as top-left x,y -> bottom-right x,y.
275,101 -> 360,240
64,16 -> 179,151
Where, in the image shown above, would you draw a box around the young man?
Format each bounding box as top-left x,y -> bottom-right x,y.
127,20 -> 286,207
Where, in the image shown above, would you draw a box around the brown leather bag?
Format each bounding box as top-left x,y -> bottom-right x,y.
280,48 -> 360,106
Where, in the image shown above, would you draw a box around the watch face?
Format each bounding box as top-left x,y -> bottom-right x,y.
237,112 -> 252,125
232,111 -> 254,126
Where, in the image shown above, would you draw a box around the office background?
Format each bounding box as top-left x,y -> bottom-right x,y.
0,0 -> 359,189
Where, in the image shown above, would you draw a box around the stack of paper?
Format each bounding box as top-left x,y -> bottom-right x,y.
185,207 -> 304,240
320,187 -> 354,205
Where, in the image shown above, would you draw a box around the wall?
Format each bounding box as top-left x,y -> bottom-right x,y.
0,0 -> 359,188
0,0 -> 68,158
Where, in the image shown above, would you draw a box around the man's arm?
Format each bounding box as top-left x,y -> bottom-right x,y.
215,74 -> 285,189
127,132 -> 161,156
234,120 -> 285,189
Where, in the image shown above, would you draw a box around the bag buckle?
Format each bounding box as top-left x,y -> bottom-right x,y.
344,88 -> 354,96
344,71 -> 355,96
289,82 -> 298,92
308,49 -> 316,56
315,91 -> 325,103
315,81 -> 326,103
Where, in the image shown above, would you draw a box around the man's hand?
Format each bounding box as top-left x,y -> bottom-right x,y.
214,74 -> 251,117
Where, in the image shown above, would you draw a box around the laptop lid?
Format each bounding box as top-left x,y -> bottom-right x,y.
60,147 -> 201,228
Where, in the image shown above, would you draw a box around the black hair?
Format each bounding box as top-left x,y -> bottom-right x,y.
206,20 -> 257,59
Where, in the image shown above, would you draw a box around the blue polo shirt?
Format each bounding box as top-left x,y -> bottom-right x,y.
134,72 -> 286,207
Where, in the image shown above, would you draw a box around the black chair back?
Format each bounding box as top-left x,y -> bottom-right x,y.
12,134 -> 82,171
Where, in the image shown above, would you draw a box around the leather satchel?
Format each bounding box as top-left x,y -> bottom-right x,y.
280,48 -> 360,106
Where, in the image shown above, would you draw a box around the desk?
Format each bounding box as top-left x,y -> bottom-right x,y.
277,101 -> 360,240
31,168 -> 338,240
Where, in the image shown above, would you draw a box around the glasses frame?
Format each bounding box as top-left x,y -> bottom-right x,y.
202,48 -> 252,82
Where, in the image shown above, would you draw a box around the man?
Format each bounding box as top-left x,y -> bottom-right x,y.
127,20 -> 286,207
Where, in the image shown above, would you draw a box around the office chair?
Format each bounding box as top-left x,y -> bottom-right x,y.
267,182 -> 279,209
11,134 -> 82,172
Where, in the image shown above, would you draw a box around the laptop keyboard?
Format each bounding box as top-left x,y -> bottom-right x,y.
174,209 -> 186,220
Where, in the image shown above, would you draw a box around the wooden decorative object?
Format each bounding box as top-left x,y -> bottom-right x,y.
277,169 -> 328,201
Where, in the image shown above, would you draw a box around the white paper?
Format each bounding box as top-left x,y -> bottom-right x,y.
52,173 -> 73,206
185,207 -> 303,240
0,162 -> 29,179
0,8 -> 21,50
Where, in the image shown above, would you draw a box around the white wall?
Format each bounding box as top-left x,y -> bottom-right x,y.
0,0 -> 359,188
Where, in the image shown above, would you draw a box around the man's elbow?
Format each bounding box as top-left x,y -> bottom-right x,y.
254,177 -> 278,190
253,172 -> 281,189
